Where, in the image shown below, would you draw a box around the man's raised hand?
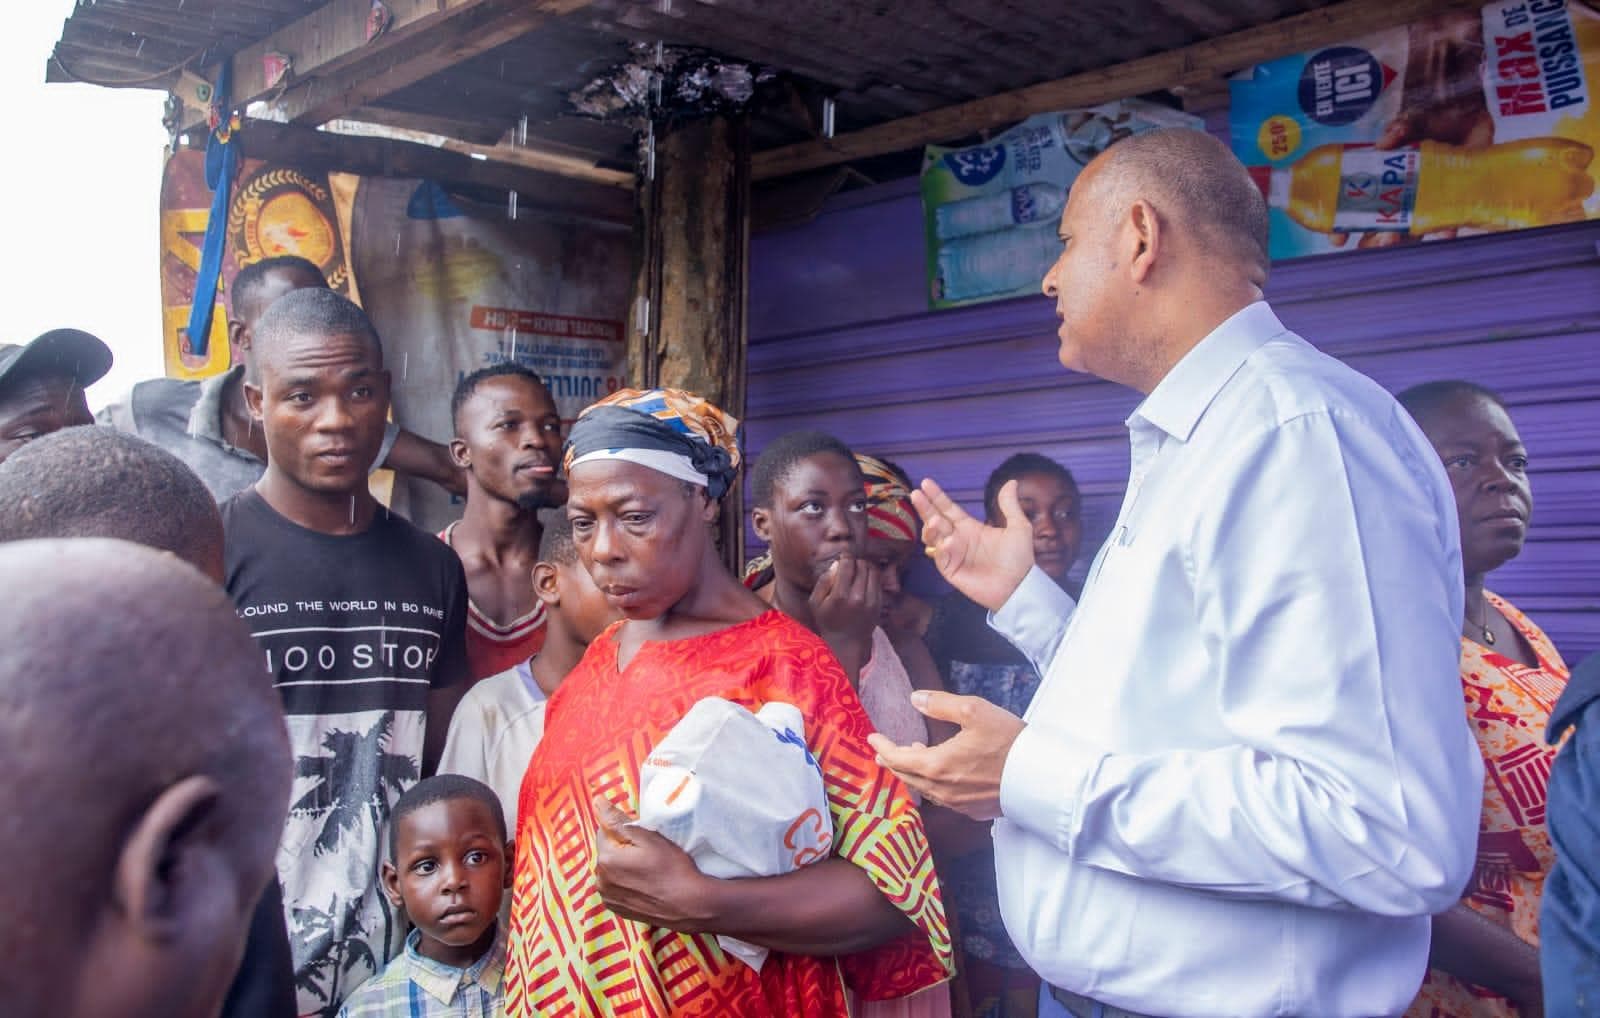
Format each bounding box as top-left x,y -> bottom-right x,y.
912,478 -> 1034,612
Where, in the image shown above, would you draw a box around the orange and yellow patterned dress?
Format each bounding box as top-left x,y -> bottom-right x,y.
1408,592 -> 1569,1017
503,609 -> 953,1017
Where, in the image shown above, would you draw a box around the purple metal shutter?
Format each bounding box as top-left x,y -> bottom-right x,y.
747,182 -> 1600,660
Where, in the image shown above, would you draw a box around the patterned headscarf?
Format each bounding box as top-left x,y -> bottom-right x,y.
856,453 -> 919,543
564,388 -> 742,499
741,551 -> 773,590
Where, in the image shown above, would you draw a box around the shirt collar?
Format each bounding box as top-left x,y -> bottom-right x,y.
1131,301 -> 1287,443
187,364 -> 245,447
517,659 -> 546,703
402,921 -> 507,1005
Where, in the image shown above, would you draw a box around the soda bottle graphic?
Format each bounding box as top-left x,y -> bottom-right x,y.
937,223 -> 1061,302
1249,138 -> 1595,235
934,183 -> 1067,240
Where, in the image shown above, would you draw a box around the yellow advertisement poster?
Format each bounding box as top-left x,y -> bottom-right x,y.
158,150 -> 354,378
1230,0 -> 1600,259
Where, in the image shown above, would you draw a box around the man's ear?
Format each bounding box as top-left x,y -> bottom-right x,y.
1128,198 -> 1161,284
700,491 -> 720,525
243,380 -> 265,422
449,437 -> 471,470
227,319 -> 249,364
380,859 -> 404,912
532,561 -> 560,608
751,506 -> 773,543
112,775 -> 228,939
502,839 -> 515,890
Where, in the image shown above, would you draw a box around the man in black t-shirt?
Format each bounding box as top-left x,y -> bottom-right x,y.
222,287 -> 469,1018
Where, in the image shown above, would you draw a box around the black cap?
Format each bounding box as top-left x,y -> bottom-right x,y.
0,329 -> 114,398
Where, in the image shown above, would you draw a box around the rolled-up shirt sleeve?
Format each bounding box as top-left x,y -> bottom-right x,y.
996,409 -> 1482,916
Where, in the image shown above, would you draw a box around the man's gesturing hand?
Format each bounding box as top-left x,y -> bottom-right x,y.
912,478 -> 1035,612
866,691 -> 1026,820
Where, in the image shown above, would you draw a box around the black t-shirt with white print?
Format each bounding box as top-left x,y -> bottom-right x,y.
222,488 -> 468,1018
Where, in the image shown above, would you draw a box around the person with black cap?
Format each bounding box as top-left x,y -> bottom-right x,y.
0,328 -> 112,465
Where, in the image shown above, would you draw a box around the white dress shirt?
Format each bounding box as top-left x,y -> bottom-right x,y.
990,301 -> 1482,1017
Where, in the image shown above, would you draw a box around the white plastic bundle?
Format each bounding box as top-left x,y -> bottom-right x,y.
635,697 -> 833,971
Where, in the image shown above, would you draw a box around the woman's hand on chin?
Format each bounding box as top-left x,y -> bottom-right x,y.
810,552 -> 880,679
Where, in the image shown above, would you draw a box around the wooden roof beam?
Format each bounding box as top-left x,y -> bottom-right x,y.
326,117 -> 635,189
236,118 -> 633,224
436,140 -> 634,190
185,0 -> 595,131
752,0 -> 1480,180
343,105 -> 511,147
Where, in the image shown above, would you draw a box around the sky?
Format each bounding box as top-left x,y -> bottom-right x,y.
1,0 -> 169,411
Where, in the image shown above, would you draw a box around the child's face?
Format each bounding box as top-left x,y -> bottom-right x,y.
753,451 -> 868,591
554,555 -> 621,645
382,798 -> 510,964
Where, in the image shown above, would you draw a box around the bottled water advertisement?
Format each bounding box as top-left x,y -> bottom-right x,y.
1230,0 -> 1600,261
920,100 -> 1200,309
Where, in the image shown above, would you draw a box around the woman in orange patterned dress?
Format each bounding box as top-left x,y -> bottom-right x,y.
1399,381 -> 1570,1018
502,388 -> 953,1018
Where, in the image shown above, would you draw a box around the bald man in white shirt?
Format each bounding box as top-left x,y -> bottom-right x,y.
869,129 -> 1482,1018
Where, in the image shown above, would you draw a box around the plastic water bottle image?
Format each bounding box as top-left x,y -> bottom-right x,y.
934,183 -> 1067,240
937,223 -> 1062,302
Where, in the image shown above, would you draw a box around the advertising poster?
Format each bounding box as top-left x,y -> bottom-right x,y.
349,179 -> 630,530
159,150 -> 355,379
1231,0 -> 1600,260
920,98 -> 1201,309
160,153 -> 630,529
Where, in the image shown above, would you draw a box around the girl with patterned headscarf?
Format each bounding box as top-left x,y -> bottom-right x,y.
503,389 -> 953,1018
856,453 -> 936,639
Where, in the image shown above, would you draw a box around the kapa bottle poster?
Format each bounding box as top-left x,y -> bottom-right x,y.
1231,0 -> 1600,260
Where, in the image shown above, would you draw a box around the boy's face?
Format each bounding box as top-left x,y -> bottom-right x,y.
553,555 -> 621,645
381,798 -> 510,965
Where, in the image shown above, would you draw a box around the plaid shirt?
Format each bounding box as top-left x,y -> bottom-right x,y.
336,923 -> 506,1018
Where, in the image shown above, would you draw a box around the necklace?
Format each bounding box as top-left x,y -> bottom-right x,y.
1469,597 -> 1496,646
